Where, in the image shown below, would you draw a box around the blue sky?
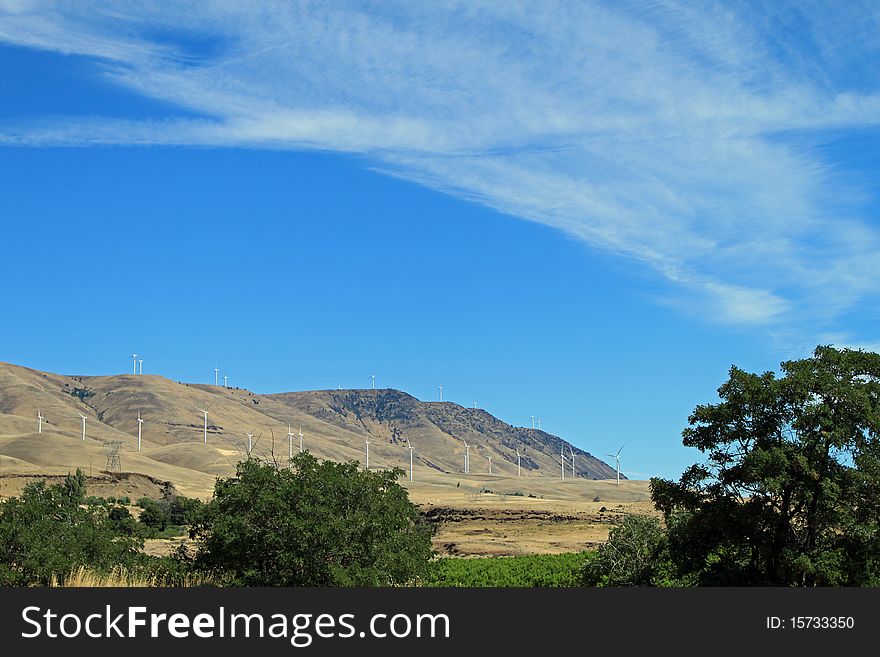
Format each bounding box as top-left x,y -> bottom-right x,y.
1,2 -> 879,480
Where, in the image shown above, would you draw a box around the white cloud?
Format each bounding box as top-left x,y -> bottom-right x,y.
2,1 -> 880,338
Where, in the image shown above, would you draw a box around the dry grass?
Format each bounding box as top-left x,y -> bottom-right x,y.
49,566 -> 219,588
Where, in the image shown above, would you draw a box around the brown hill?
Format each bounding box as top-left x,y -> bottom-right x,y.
263,388 -> 617,479
0,362 -> 620,498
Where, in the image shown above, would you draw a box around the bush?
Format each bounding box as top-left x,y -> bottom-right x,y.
580,515 -> 676,586
191,454 -> 434,586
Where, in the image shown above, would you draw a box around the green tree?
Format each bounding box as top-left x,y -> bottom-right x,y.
168,496 -> 202,526
137,499 -> 169,532
651,346 -> 880,586
0,470 -> 142,585
191,454 -> 434,586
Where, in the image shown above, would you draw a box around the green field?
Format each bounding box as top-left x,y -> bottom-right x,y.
423,552 -> 594,587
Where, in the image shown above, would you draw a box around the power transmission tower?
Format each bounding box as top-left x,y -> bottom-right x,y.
104,441 -> 123,472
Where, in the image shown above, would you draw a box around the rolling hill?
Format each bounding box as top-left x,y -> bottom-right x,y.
0,362 -> 621,498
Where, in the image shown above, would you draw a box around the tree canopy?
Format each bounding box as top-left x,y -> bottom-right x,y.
651,346 -> 880,586
191,453 -> 434,586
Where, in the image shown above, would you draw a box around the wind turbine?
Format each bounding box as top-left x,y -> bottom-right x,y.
407,439 -> 414,482
138,358 -> 143,375
136,409 -> 143,451
287,422 -> 294,460
569,444 -> 575,478
515,446 -> 522,477
438,384 -> 443,402
487,455 -> 492,475
131,353 -> 138,374
214,366 -> 219,386
531,416 -> 535,430
364,433 -> 370,470
606,445 -> 624,486
223,375 -> 228,387
198,408 -> 209,444
537,418 -> 542,431
298,426 -> 304,453
78,413 -> 88,441
371,374 -> 376,390
560,441 -> 566,481
245,431 -> 254,456
462,439 -> 470,474
37,410 -> 45,434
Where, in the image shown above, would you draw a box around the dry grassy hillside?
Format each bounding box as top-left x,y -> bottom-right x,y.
0,362 -> 626,505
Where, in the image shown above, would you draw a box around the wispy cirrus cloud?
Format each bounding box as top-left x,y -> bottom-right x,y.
2,1 -> 880,340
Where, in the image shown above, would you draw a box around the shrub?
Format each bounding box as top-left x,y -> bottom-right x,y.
580,515 -> 673,586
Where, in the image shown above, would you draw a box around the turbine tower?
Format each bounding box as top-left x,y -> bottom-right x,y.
560,441 -> 566,481
198,408 -> 209,444
364,433 -> 370,470
462,439 -> 470,474
299,426 -> 304,453
37,409 -> 45,434
131,353 -> 138,374
487,455 -> 492,475
78,413 -> 87,441
214,366 -> 219,386
606,445 -> 625,486
407,439 -> 414,482
136,409 -> 143,451
138,358 -> 143,375
569,444 -> 575,478
438,384 -> 443,402
531,415 -> 535,430
537,418 -> 542,431
371,374 -> 375,390
223,375 -> 228,388
516,446 -> 521,477
287,422 -> 294,461
246,431 -> 254,456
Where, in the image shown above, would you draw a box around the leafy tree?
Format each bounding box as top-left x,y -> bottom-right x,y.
0,470 -> 142,585
651,346 -> 880,586
191,453 -> 434,586
169,496 -> 202,526
137,499 -> 169,532
107,505 -> 140,536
